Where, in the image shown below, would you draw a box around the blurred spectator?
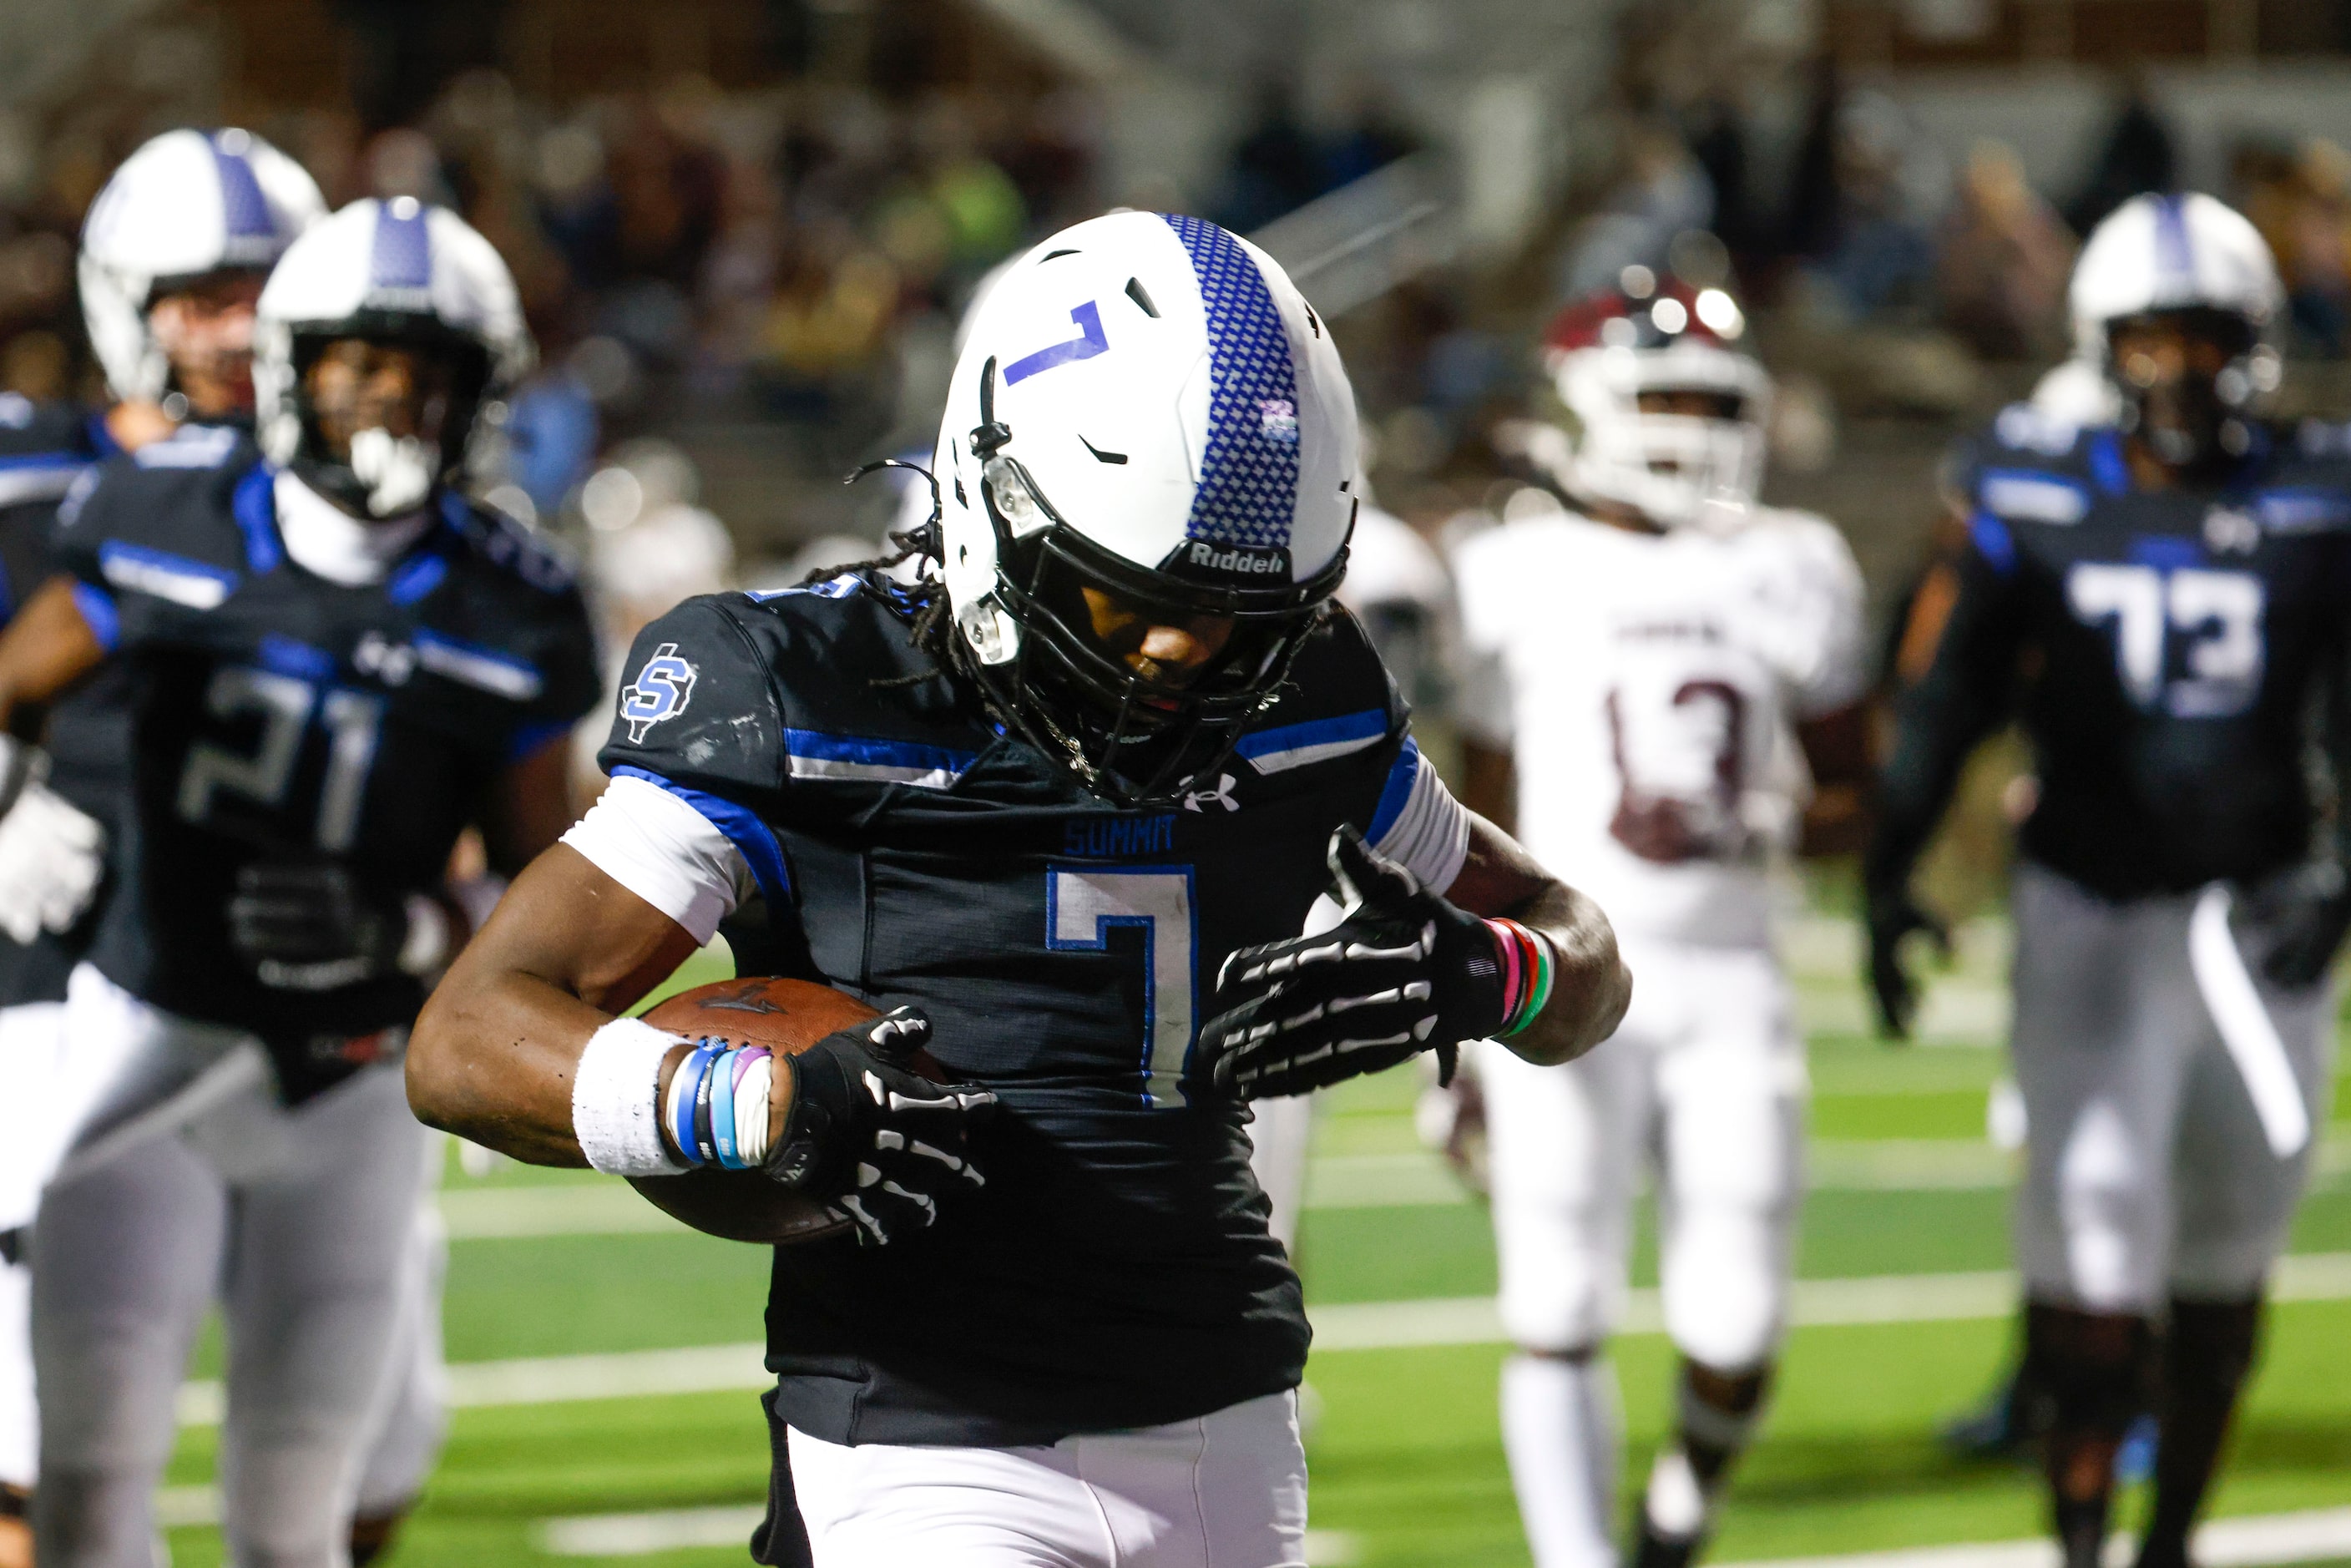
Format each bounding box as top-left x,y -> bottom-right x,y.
1215,84 -> 1326,234
2242,139 -> 2351,358
2065,77 -> 2177,238
1552,122 -> 1716,303
1798,89 -> 1948,323
1937,141 -> 2075,362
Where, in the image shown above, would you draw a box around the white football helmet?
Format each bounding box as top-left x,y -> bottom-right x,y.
79,127 -> 325,405
2069,192 -> 2283,461
255,198 -> 533,518
933,210 -> 1359,806
1544,273 -> 1771,529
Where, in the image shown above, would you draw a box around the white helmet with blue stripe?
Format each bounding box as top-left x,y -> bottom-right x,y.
254,197 -> 533,518
2069,192 -> 2283,458
933,210 -> 1360,806
78,127 -> 326,404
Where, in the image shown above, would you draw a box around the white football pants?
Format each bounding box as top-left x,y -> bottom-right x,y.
787,1390 -> 1308,1567
0,1000 -> 68,1490
2010,863 -> 2336,1312
1479,939 -> 1806,1372
31,966 -> 430,1568
1244,1094 -> 1320,1255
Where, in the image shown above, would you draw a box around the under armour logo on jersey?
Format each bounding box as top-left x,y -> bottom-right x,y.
1183,773 -> 1239,813
621,643 -> 696,743
2203,505 -> 2261,555
354,632 -> 417,686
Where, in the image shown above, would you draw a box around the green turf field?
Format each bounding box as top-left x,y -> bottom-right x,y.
153,920 -> 2351,1566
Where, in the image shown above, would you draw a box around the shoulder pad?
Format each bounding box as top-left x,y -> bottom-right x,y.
1230,607 -> 1403,779
1964,416 -> 2126,527
1990,399 -> 2091,459
0,400 -> 102,509
441,491 -> 576,593
130,423 -> 247,470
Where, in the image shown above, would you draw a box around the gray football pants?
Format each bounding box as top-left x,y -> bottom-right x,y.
31,1059 -> 427,1568
2010,862 -> 2337,1312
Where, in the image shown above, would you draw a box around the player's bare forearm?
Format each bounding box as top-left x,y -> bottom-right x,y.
1797,703 -> 1874,857
409,844 -> 700,1165
1459,740 -> 1517,837
1445,812 -> 1630,1066
0,577 -> 106,734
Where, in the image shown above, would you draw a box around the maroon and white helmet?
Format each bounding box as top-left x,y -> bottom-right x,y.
1543,270 -> 1771,529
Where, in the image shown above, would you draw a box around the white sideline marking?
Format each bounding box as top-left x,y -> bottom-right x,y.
1308,1250 -> 2351,1353
173,1253 -> 2351,1426
533,1501 -> 1361,1563
1716,1506 -> 2351,1568
537,1505 -> 763,1556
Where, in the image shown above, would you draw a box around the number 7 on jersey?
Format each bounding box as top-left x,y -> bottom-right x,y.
1048,867 -> 1198,1108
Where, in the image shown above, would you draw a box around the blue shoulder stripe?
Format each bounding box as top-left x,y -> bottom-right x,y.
609,764 -> 791,910
1367,736 -> 1421,843
231,465 -> 282,574
1232,707 -> 1388,775
1968,512 -> 2016,577
69,582 -> 119,653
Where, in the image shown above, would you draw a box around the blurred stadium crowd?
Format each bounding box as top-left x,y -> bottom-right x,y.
2,1 -> 2349,608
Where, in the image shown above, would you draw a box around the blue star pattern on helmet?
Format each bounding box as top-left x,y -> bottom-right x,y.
1161,214 -> 1300,551
210,134 -> 274,240
369,199 -> 433,297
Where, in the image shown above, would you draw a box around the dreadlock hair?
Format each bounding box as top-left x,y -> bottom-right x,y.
802,459 -> 959,689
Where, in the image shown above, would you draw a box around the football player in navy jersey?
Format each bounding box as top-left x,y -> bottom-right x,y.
409,210 -> 1630,1566
1869,193 -> 2351,1568
0,196 -> 598,1567
0,127 -> 323,1568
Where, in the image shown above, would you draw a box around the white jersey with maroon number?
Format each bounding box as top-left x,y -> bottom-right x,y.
1453,505 -> 1865,949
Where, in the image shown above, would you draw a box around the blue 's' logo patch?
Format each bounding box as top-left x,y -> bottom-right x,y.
621,643 -> 696,743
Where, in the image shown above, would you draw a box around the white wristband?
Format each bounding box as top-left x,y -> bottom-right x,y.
573,1016 -> 690,1176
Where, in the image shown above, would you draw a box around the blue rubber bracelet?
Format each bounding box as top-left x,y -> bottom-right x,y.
711,1044 -> 742,1168
670,1042 -> 720,1167
691,1043 -> 722,1166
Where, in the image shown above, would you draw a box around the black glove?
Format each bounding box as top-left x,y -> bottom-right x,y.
228,862 -> 419,991
1865,883 -> 1949,1040
764,1007 -> 998,1247
2247,862 -> 2351,989
1196,827 -> 1507,1100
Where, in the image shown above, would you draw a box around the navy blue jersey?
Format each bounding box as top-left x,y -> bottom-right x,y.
1882,407 -> 2351,900
54,438 -> 599,1093
0,397 -> 114,1008
600,572 -> 1424,1444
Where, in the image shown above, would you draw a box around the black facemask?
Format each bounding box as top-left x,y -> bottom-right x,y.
2109,307 -> 2267,478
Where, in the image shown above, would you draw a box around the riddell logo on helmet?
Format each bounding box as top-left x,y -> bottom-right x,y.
1186,542 -> 1290,576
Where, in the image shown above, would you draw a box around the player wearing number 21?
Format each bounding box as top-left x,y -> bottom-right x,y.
409,211 -> 1629,1567
0,197 -> 599,1565
1870,194 -> 2351,1568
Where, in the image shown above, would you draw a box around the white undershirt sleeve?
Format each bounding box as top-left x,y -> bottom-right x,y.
560,775 -> 752,944
1369,741 -> 1473,894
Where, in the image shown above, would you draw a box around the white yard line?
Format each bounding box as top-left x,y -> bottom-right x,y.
171,1252 -> 2351,1427
533,1503 -> 1360,1562
439,1139 -> 2348,1235
1718,1507 -> 2351,1568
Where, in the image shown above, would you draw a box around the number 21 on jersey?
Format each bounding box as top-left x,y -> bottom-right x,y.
2065,561 -> 2265,717
177,666 -> 385,850
1048,867 -> 1197,1109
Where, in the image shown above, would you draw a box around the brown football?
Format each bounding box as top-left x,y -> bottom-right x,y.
624,976 -> 885,1246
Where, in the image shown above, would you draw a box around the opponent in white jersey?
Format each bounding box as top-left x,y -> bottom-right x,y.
1449,273 -> 1869,1568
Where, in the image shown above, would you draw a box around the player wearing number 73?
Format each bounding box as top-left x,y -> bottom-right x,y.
1868,193 -> 2351,1568
407,210 -> 1630,1567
